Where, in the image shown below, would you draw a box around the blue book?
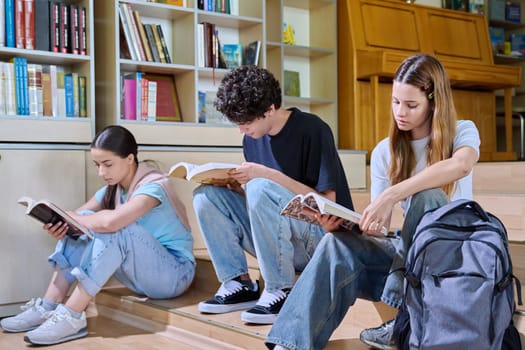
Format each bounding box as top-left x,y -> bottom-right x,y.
20,57 -> 29,115
221,44 -> 242,70
5,0 -> 15,48
64,74 -> 75,117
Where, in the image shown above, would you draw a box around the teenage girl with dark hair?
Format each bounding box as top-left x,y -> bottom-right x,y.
1,125 -> 195,346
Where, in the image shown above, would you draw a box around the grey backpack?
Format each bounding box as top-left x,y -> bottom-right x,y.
395,199 -> 522,350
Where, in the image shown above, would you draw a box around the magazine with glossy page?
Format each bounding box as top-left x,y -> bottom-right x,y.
280,192 -> 393,237
18,196 -> 92,239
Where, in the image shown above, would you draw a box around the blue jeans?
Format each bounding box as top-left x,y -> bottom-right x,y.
193,178 -> 325,291
266,189 -> 448,350
48,222 -> 195,299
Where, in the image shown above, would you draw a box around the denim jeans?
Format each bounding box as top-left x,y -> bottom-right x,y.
193,178 -> 325,291
266,189 -> 448,350
48,222 -> 195,299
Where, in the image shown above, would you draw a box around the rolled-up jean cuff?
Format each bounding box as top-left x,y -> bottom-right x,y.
71,266 -> 104,297
48,251 -> 77,285
381,296 -> 401,309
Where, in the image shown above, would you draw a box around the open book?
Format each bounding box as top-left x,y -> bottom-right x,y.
18,196 -> 92,239
168,162 -> 240,186
280,192 -> 392,237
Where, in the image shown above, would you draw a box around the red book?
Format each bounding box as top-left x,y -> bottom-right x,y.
140,77 -> 149,121
59,3 -> 70,53
15,0 -> 25,49
50,1 -> 60,52
24,0 -> 35,50
68,4 -> 79,54
79,6 -> 86,55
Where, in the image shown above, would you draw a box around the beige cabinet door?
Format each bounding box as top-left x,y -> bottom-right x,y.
0,149 -> 86,316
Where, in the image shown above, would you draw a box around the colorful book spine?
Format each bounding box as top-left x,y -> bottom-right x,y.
133,10 -> 153,62
23,0 -> 35,50
143,24 -> 160,63
125,3 -> 146,61
156,24 -> 171,64
50,1 -> 60,52
42,65 -> 58,116
140,77 -> 148,121
78,76 -> 87,117
56,67 -> 65,116
68,4 -> 79,54
64,73 -> 74,117
34,0 -> 50,51
42,70 -> 52,116
60,3 -> 69,53
27,63 -> 43,116
5,0 -> 15,47
20,57 -> 29,115
14,0 -> 24,49
4,62 -> 16,115
122,76 -> 136,120
147,80 -> 157,122
118,3 -> 138,61
151,24 -> 166,63
0,1 -> 5,47
72,72 -> 79,116
79,6 -> 86,55
135,71 -> 142,120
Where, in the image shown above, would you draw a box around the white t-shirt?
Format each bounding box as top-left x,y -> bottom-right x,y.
370,120 -> 480,213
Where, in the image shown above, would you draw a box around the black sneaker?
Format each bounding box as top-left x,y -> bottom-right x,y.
198,279 -> 260,314
241,288 -> 290,324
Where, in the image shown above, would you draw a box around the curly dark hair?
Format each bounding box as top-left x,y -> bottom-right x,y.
214,65 -> 282,124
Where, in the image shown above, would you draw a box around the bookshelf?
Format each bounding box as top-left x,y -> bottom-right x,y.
0,0 -> 95,143
0,0 -> 95,315
95,0 -> 339,145
265,0 -> 338,141
94,0 -> 264,146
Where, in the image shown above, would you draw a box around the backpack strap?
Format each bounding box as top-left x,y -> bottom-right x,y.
514,275 -> 523,305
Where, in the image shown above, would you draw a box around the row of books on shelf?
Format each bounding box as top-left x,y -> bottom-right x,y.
120,72 -> 182,122
0,58 -> 87,118
197,22 -> 261,69
197,0 -> 237,14
137,0 -> 186,6
490,26 -> 525,57
119,2 -> 171,63
0,0 -> 87,55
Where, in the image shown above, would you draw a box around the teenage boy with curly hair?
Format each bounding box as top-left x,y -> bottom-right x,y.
193,65 -> 354,324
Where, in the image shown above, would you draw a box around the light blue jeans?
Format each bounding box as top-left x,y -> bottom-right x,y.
193,178 -> 325,292
48,219 -> 195,299
266,189 -> 448,350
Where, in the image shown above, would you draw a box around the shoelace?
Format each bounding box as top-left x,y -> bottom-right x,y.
20,297 -> 47,317
257,289 -> 288,307
38,309 -> 73,330
216,280 -> 245,298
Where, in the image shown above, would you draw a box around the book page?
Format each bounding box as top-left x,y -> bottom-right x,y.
168,162 -> 196,179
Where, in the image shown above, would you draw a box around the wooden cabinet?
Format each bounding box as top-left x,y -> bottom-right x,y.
338,0 -> 521,161
0,147 -> 87,317
0,0 -> 95,143
94,0 -> 340,146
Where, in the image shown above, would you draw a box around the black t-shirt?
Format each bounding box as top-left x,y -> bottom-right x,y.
243,108 -> 353,209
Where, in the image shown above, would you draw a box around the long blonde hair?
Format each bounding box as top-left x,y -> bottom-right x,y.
388,54 -> 457,196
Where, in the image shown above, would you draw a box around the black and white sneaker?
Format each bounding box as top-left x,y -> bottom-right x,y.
198,279 -> 260,314
241,288 -> 290,324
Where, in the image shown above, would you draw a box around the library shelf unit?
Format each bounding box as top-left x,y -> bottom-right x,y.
0,0 -> 95,318
265,0 -> 338,140
94,0 -> 264,146
0,0 -> 95,143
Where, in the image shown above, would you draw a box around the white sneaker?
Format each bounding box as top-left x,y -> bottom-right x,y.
0,298 -> 50,333
24,304 -> 87,345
